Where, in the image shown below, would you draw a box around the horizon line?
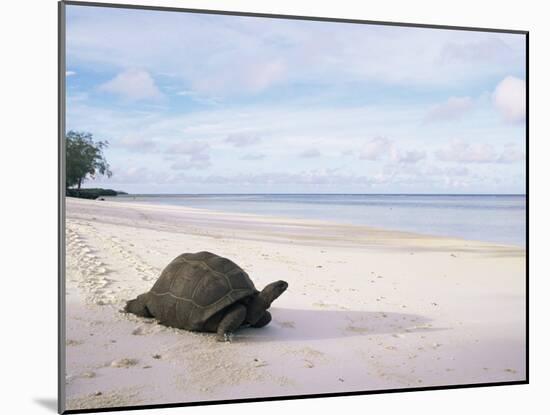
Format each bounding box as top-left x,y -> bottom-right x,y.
100,192 -> 527,196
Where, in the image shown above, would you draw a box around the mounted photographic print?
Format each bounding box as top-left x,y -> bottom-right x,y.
59,1 -> 528,413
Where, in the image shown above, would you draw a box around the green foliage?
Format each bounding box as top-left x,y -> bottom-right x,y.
66,131 -> 112,189
66,188 -> 124,199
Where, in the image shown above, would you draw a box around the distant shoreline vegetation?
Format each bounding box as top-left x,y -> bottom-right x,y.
66,188 -> 128,200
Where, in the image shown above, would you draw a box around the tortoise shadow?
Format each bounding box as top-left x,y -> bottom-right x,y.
235,307 -> 446,343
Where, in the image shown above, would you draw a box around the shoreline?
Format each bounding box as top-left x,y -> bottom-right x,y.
67,196 -> 526,251
64,197 -> 526,410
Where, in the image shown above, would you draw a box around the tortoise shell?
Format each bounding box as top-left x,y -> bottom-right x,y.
147,251 -> 258,330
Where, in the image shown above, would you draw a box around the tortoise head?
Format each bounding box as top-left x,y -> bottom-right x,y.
259,280 -> 288,305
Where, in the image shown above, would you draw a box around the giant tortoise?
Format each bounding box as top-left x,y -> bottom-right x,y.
124,251 -> 288,341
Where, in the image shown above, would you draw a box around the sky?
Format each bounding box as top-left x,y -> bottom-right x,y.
65,5 -> 527,194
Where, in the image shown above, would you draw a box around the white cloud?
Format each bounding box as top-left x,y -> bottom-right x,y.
359,137 -> 426,164
166,141 -> 211,170
440,37 -> 516,64
167,141 -> 209,155
106,166 -> 150,184
359,137 -> 392,160
425,96 -> 474,122
175,90 -> 221,106
117,136 -> 157,152
66,70 -> 76,76
99,69 -> 163,101
171,154 -> 211,170
67,7 -> 525,96
493,76 -> 526,123
241,153 -> 266,161
443,166 -> 470,176
436,139 -> 524,163
299,148 -> 321,158
225,133 -> 262,147
176,90 -> 195,97
66,96 -> 525,193
391,148 -> 426,164
93,166 -> 182,185
182,169 -> 376,187
497,148 -> 526,163
436,139 -> 496,163
246,60 -> 287,92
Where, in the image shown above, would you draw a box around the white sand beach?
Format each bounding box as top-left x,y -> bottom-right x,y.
64,197 -> 526,411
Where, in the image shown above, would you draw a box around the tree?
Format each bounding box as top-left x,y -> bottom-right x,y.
66,131 -> 112,190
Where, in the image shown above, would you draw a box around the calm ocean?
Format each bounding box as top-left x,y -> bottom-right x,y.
110,194 -> 526,247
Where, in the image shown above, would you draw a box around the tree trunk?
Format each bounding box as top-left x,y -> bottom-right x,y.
77,177 -> 82,197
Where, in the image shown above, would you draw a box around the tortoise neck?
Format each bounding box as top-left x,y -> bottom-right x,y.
246,293 -> 269,325
253,292 -> 270,309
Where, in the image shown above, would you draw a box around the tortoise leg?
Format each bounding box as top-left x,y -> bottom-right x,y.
216,303 -> 247,342
124,293 -> 153,318
251,311 -> 272,328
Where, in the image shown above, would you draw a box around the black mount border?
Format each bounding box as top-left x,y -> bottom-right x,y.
58,1 -> 529,414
